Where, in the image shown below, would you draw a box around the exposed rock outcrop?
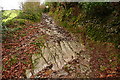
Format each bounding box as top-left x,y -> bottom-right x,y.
26,14 -> 91,78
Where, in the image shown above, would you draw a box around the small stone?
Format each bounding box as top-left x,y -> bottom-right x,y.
26,69 -> 32,78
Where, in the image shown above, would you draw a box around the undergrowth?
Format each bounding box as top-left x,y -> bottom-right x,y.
48,2 -> 120,49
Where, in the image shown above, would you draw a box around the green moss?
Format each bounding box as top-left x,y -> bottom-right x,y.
3,19 -> 28,26
2,10 -> 21,23
100,65 -> 107,71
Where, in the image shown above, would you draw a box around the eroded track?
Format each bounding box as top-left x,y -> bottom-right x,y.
26,14 -> 91,78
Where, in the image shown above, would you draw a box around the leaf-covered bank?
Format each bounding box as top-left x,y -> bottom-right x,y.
2,2 -> 45,78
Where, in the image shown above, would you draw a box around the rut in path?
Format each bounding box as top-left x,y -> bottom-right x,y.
26,14 -> 91,78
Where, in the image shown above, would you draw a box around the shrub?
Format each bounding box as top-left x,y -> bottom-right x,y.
18,2 -> 42,22
81,2 -> 113,17
17,11 -> 41,22
3,19 -> 28,26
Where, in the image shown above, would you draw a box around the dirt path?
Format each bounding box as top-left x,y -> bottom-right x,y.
25,14 -> 91,78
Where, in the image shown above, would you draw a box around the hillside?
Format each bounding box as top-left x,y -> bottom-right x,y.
2,2 -> 120,79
